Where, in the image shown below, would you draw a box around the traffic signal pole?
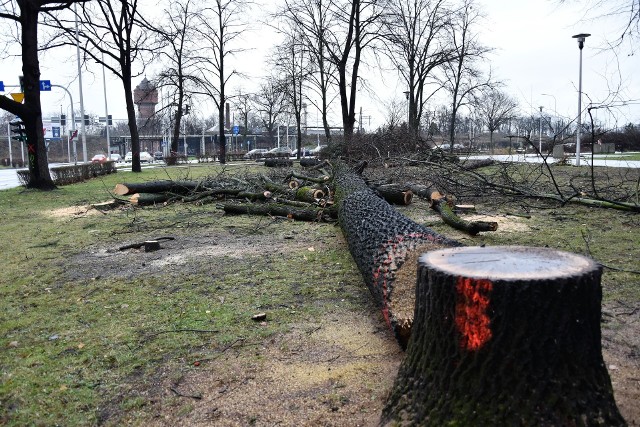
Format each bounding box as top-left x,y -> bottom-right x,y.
6,122 -> 12,165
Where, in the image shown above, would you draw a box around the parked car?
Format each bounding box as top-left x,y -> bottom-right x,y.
91,154 -> 108,164
267,146 -> 294,158
244,148 -> 269,160
153,151 -> 164,161
108,153 -> 122,163
140,151 -> 154,163
124,151 -> 154,163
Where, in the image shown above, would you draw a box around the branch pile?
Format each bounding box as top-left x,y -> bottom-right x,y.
112,168 -> 338,222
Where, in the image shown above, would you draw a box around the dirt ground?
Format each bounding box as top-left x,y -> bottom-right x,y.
55,201 -> 639,427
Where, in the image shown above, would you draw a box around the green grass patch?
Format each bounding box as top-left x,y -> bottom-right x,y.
1,161 -> 638,425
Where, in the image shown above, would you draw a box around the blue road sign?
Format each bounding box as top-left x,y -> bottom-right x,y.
39,80 -> 52,91
232,125 -> 239,135
0,81 -> 4,91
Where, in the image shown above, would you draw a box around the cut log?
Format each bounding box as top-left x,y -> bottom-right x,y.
375,184 -> 413,205
295,186 -> 325,203
299,157 -> 322,167
405,182 -> 438,200
219,202 -> 332,222
130,193 -> 172,206
333,162 -> 462,347
264,158 -> 293,167
431,193 -> 497,235
382,246 -> 626,426
114,180 -> 201,196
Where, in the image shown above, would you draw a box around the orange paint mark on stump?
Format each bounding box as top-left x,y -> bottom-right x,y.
455,277 -> 493,351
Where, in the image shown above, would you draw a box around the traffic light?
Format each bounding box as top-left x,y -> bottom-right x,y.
184,104 -> 190,115
107,115 -> 112,126
84,114 -> 90,126
60,114 -> 66,126
10,119 -> 27,142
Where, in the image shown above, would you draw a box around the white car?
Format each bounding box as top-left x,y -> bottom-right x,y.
108,153 -> 122,163
124,151 -> 154,163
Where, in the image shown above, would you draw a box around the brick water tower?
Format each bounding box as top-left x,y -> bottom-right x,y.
133,77 -> 158,120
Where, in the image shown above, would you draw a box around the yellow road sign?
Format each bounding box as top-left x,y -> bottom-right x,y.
10,93 -> 24,103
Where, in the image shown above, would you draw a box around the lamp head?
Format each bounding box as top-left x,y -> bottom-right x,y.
572,33 -> 591,50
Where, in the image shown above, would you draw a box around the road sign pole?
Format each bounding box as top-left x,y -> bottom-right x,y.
74,3 -> 88,163
6,122 -> 12,166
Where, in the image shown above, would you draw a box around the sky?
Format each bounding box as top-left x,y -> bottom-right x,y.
1,0 -> 639,133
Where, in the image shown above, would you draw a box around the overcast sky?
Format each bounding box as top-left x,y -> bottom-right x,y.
1,0 -> 639,132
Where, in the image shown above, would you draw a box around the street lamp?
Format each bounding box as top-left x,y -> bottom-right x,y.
541,93 -> 557,137
403,90 -> 410,126
572,33 -> 590,166
539,106 -> 543,155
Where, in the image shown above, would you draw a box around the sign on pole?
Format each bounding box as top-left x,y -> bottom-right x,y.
0,81 -> 4,91
232,125 -> 239,135
39,80 -> 52,91
10,93 -> 24,103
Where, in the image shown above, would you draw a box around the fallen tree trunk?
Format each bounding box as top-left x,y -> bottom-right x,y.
219,202 -> 333,222
382,246 -> 626,426
431,192 -> 498,235
333,162 -> 462,347
114,180 -> 201,196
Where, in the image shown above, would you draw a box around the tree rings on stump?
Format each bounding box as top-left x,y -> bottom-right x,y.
382,245 -> 626,426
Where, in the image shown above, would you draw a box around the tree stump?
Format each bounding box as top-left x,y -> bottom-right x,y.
382,245 -> 626,426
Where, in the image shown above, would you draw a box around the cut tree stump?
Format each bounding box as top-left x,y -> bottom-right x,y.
381,245 -> 626,426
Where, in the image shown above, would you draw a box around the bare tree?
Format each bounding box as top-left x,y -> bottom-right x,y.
191,0 -> 251,164
442,0 -> 492,152
381,0 -> 453,140
0,0 -> 89,189
475,89 -> 519,153
251,77 -> 288,146
273,32 -> 311,159
45,0 -> 154,172
152,0 -> 200,159
279,0 -> 337,144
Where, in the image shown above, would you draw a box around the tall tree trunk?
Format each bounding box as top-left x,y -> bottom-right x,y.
123,73 -> 141,172
333,162 -> 461,346
382,246 -> 626,426
22,5 -> 54,189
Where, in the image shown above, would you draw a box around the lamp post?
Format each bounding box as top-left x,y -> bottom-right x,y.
539,106 -> 543,155
541,93 -> 557,137
74,3 -> 88,163
403,90 -> 410,126
572,33 -> 590,166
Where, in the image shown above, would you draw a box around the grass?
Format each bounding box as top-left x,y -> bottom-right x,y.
0,161 -> 638,425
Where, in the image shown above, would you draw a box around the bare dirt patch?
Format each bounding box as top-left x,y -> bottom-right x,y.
145,313 -> 402,427
48,205 -> 102,218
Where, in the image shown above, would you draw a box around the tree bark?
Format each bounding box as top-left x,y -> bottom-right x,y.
333,162 -> 461,347
382,246 -> 626,426
219,202 -> 331,222
114,180 -> 202,196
